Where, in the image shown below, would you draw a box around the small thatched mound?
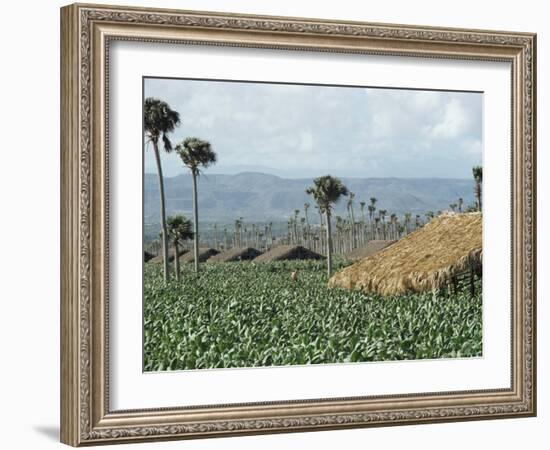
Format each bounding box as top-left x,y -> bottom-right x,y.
344,240 -> 396,261
328,213 -> 482,296
148,248 -> 188,264
254,245 -> 323,262
207,247 -> 262,263
144,251 -> 155,262
179,248 -> 219,263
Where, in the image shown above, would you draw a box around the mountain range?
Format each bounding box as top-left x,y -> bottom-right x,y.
144,172 -> 476,227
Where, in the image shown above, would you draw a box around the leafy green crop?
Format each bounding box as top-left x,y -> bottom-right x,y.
144,260 -> 482,371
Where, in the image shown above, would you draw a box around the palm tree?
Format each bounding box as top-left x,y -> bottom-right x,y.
213,223 -> 219,250
304,203 -> 310,247
166,215 -> 193,281
368,197 -> 377,240
374,217 -> 381,239
267,222 -> 273,249
306,175 -> 349,277
367,205 -> 376,221
144,98 -> 181,282
359,201 -> 366,245
379,209 -> 387,239
294,209 -> 301,244
404,212 -> 412,234
390,213 -> 397,239
233,219 -> 241,247
472,166 -> 483,211
175,137 -> 217,272
369,197 -> 377,218
458,197 -> 464,213
347,191 -> 356,249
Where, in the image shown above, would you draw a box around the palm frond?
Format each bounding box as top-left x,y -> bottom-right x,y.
162,134 -> 173,153
143,97 -> 181,152
305,175 -> 349,212
167,214 -> 194,244
175,137 -> 217,174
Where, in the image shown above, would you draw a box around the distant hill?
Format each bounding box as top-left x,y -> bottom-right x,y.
144,172 -> 476,226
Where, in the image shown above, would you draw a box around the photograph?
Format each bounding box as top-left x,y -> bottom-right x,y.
142,77 -> 484,372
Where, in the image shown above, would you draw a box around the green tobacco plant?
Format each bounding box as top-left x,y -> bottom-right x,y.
144,260 -> 482,371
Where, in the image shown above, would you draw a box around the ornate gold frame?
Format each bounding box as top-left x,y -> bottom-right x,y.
60,3 -> 536,446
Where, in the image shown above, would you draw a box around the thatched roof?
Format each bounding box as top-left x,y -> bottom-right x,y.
179,248 -> 219,263
148,248 -> 188,264
328,213 -> 482,295
344,240 -> 396,261
207,247 -> 262,263
144,251 -> 155,262
254,245 -> 323,262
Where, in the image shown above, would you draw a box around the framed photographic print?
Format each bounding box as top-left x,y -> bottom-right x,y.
60,3 -> 537,446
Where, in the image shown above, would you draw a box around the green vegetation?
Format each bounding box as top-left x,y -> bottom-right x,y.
144,260 -> 482,371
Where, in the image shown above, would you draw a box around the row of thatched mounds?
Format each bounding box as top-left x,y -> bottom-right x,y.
344,240 -> 397,262
208,247 -> 263,263
147,248 -> 188,264
179,248 -> 219,263
328,212 -> 482,296
254,245 -> 323,263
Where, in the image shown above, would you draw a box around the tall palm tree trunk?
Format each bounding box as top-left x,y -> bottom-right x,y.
325,211 -> 333,277
349,208 -> 355,250
152,142 -> 170,282
475,181 -> 482,211
191,171 -> 200,273
304,212 -> 310,249
173,241 -> 180,281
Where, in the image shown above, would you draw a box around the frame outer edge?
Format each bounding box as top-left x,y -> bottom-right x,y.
61,3 -> 81,447
529,33 -> 537,416
62,2 -> 537,445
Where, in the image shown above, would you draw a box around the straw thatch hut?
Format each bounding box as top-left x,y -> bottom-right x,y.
144,250 -> 155,262
254,245 -> 323,263
148,248 -> 188,264
207,247 -> 262,263
344,240 -> 396,262
328,213 -> 482,296
179,248 -> 219,263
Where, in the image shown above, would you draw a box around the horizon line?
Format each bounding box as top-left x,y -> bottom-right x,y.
143,171 -> 475,181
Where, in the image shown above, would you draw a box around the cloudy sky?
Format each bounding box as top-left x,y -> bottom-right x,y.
144,77 -> 482,179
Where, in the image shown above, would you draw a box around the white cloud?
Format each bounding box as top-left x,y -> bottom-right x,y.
144,78 -> 482,179
297,130 -> 314,154
424,98 -> 470,139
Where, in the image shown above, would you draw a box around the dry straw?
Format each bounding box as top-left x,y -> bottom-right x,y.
148,248 -> 187,264
179,248 -> 219,263
328,212 -> 482,295
344,240 -> 396,261
254,245 -> 323,262
207,247 -> 262,263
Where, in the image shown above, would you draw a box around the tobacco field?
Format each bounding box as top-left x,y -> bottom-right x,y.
143,260 -> 482,371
